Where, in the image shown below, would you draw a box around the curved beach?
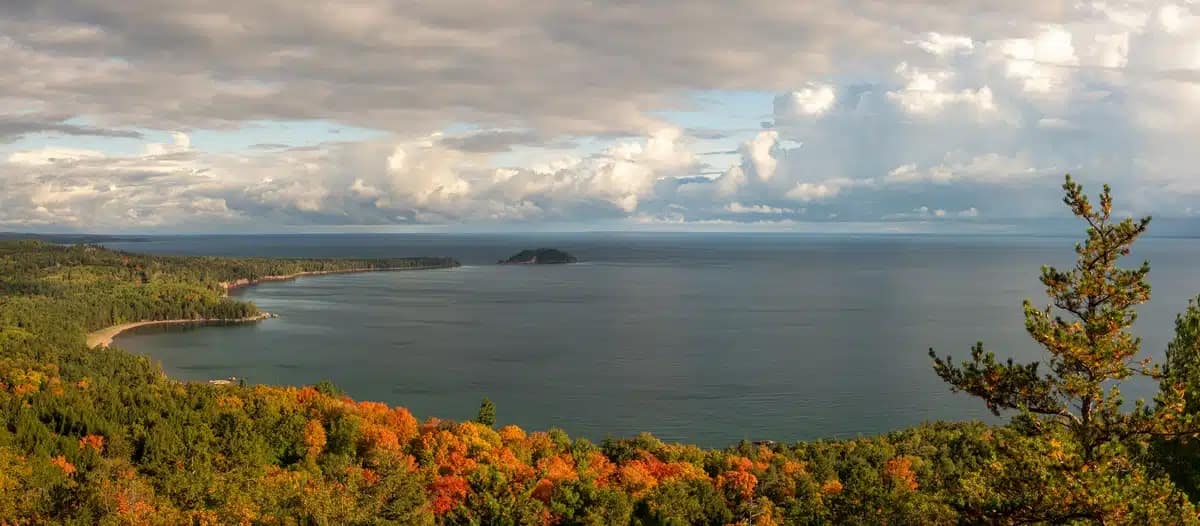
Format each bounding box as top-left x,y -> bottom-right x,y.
87,264 -> 457,348
86,313 -> 274,348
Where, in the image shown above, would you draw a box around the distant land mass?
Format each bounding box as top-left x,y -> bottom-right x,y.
0,232 -> 152,244
499,248 -> 577,264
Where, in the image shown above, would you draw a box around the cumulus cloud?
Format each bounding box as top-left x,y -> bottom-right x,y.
886,63 -> 999,118
743,131 -> 780,182
996,25 -> 1079,94
786,179 -> 862,202
0,128 -> 706,229
2,0 -> 1200,230
775,84 -> 837,120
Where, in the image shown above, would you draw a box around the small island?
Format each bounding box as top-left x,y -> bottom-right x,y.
499,248 -> 578,264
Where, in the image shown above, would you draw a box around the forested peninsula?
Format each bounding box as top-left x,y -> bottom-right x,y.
4,179 -> 1200,524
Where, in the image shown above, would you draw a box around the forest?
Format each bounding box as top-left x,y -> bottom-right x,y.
3,178 -> 1200,524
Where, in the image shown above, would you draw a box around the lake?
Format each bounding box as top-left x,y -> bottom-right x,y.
103,233 -> 1200,447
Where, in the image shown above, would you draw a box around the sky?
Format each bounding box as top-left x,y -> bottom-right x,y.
1,1 -> 1199,233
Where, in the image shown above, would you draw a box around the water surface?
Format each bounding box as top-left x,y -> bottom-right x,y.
106,233 -> 1200,446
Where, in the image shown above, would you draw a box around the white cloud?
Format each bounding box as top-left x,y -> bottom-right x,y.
997,25 -> 1078,94
887,63 -> 999,117
1088,32 -> 1131,69
744,131 -> 779,181
777,84 -> 837,118
1158,4 -> 1189,33
144,132 -> 193,156
883,205 -> 980,220
724,202 -> 796,214
1036,117 -> 1077,129
885,153 -> 1045,185
784,177 -> 867,202
909,32 -> 975,56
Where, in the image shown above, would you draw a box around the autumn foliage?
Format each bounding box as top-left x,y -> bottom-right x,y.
4,182 -> 1200,524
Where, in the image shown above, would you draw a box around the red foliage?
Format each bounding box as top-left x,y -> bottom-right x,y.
638,452 -> 705,482
728,455 -> 755,472
303,419 -> 327,460
79,434 -> 105,453
429,475 -> 470,515
363,468 -> 380,485
487,447 -> 537,482
498,424 -> 526,443
618,461 -> 656,495
361,424 -> 401,453
717,470 -> 758,501
420,429 -> 478,476
884,456 -> 919,491
821,479 -> 844,495
294,386 -> 320,406
781,460 -> 806,477
356,401 -> 390,420
584,451 -> 616,486
726,454 -> 768,473
532,478 -> 555,503
387,407 -> 419,442
538,454 -> 578,482
51,455 -> 76,476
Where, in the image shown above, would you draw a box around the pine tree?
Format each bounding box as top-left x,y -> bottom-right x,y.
932,177 -> 1172,451
477,397 -> 496,427
930,176 -> 1200,520
1156,297 -> 1200,498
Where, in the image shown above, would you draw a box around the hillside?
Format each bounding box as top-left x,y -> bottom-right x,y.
2,187 -> 1200,525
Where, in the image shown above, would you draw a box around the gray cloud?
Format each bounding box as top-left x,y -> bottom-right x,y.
0,0 -> 1076,136
686,128 -> 729,140
438,130 -> 544,153
0,113 -> 143,143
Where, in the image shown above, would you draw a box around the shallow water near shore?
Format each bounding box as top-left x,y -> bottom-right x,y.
105,233 -> 1200,447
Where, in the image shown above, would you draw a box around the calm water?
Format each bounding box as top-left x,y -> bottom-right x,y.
103,233 -> 1200,447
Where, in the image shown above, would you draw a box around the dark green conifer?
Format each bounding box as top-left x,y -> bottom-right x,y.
477,397 -> 496,427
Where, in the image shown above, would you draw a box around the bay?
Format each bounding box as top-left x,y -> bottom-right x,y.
104,233 -> 1200,447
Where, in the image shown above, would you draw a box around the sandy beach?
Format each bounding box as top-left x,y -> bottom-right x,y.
87,264 -> 456,348
86,313 -> 275,348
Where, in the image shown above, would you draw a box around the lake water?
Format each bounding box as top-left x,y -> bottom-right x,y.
103,233 -> 1200,447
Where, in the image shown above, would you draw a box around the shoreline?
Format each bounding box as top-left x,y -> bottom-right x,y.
86,312 -> 275,348
88,263 -> 458,348
219,264 -> 458,294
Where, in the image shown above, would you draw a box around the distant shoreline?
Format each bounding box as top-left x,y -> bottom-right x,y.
88,263 -> 458,347
219,264 -> 457,293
